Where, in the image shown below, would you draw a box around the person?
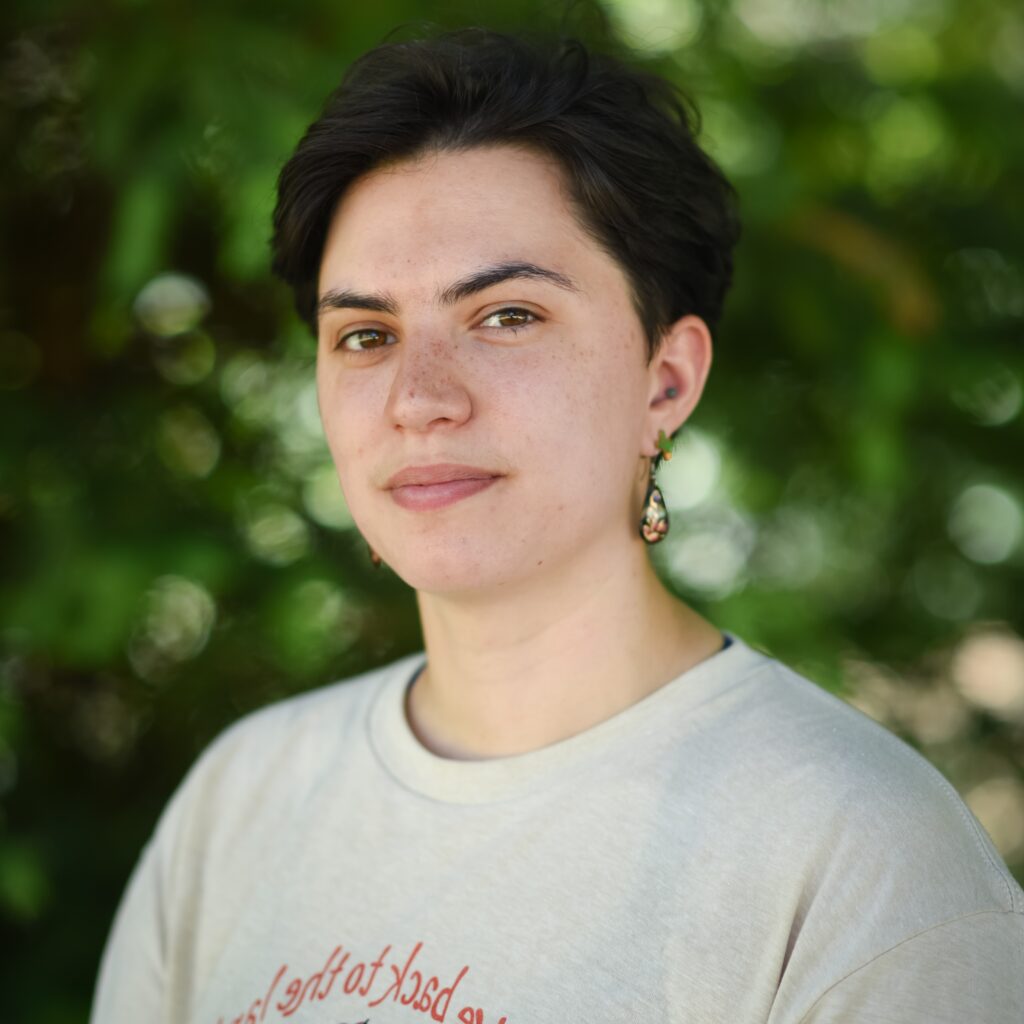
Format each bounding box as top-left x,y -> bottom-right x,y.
91,26 -> 1023,1024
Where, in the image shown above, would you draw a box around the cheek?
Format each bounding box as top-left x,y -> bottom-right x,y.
553,328 -> 646,449
316,368 -> 379,488
510,332 -> 645,504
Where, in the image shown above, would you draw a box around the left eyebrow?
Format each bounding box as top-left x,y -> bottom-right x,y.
316,261 -> 580,323
435,261 -> 580,306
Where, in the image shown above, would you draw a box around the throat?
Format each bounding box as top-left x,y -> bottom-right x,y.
405,584 -> 725,760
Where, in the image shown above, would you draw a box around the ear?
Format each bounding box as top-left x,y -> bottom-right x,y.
641,314 -> 713,457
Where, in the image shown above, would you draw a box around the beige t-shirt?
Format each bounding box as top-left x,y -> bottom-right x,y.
91,632 -> 1024,1023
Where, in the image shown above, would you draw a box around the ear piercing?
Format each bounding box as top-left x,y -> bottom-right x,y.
656,428 -> 674,461
666,387 -> 678,399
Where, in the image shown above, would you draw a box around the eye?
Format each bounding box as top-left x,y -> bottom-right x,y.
336,328 -> 397,353
479,307 -> 538,332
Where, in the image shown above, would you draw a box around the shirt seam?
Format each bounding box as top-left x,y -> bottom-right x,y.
368,657 -> 776,806
794,907 -> 1024,1024
907,753 -> 1020,913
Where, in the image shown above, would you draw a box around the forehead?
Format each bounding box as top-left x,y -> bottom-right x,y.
317,144 -> 618,299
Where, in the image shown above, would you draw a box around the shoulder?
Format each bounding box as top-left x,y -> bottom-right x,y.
153,651 -> 423,859
719,650 -> 1022,916
704,643 -> 1024,917
714,650 -> 1024,1019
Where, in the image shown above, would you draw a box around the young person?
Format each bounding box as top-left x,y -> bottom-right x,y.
92,27 -> 1023,1024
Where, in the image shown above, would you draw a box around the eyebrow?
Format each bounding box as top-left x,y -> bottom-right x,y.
316,261 -> 580,320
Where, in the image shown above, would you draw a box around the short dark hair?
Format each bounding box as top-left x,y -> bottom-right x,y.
271,27 -> 741,360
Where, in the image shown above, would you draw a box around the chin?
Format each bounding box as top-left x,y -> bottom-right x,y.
389,554 -> 504,595
384,539 -> 535,596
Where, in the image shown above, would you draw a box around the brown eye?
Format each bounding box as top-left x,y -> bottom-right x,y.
337,328 -> 397,353
480,308 -> 537,330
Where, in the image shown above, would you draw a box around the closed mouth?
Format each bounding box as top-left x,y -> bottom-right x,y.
385,464 -> 500,489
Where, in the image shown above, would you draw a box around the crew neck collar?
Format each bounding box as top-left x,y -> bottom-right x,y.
366,631 -> 768,805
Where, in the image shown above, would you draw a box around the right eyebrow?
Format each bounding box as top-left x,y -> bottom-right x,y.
316,289 -> 400,318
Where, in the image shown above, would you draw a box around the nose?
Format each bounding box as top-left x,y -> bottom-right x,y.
385,333 -> 472,433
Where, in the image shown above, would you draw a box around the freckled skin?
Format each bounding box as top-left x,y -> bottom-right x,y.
315,145 -> 666,594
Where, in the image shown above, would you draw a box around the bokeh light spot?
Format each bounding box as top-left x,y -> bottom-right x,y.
951,627 -> 1024,723
700,100 -> 781,177
127,575 -> 217,682
950,364 -> 1022,427
909,553 -> 982,621
965,776 -> 1024,862
133,272 -> 210,337
659,427 -> 721,511
605,0 -> 703,52
948,484 -> 1023,565
220,350 -> 272,422
239,498 -> 310,566
865,94 -> 949,192
151,330 -> 216,386
270,578 -> 363,671
658,503 -> 756,598
861,26 -> 940,85
303,463 -> 355,530
156,404 -> 221,478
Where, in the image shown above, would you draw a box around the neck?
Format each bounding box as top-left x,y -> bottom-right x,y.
407,538 -> 724,759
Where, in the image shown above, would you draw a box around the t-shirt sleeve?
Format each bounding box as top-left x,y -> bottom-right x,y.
89,740 -> 203,1024
87,689 -> 331,1022
798,910 -> 1024,1024
89,834 -> 167,1023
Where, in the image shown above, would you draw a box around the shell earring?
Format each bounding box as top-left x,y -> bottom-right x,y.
640,429 -> 673,545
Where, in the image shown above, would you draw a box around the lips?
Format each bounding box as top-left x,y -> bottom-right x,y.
384,463 -> 499,489
384,463 -> 501,512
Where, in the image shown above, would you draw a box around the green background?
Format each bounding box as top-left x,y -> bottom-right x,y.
3,0 -> 1024,1019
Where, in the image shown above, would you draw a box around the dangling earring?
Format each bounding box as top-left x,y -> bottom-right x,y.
640,429 -> 673,544
367,543 -> 383,568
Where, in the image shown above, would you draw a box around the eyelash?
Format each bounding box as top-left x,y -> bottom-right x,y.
335,307 -> 540,354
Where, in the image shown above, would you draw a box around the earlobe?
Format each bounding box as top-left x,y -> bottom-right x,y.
641,316 -> 712,458
647,314 -> 713,416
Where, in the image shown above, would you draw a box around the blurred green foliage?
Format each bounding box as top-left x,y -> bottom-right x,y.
2,0 -> 1024,1018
